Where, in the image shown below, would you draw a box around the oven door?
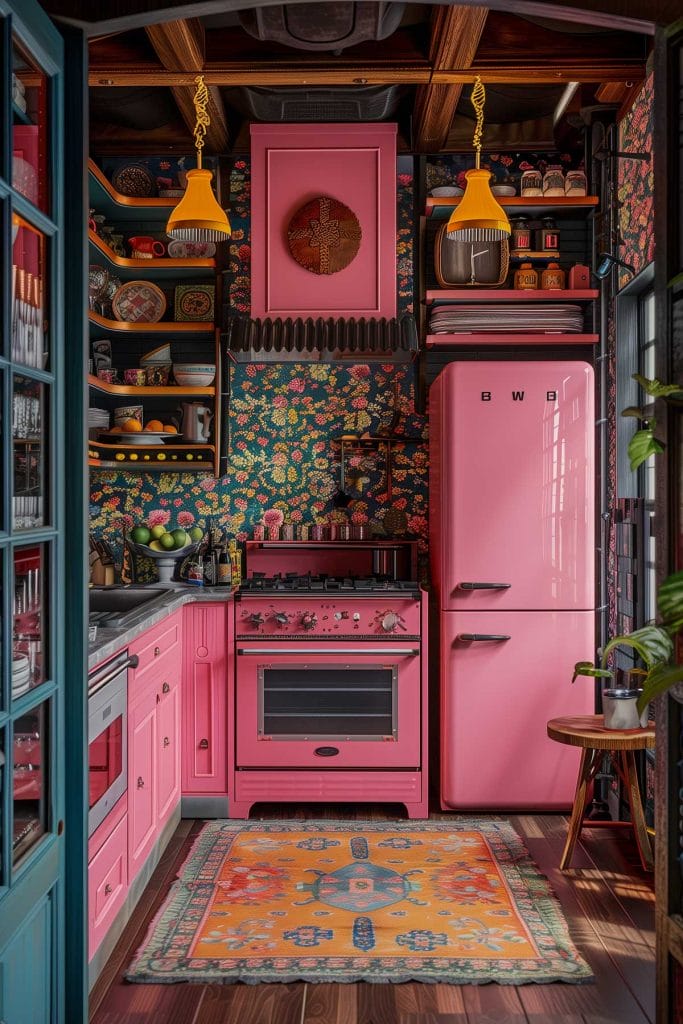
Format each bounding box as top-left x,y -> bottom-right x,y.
88,654 -> 129,836
235,642 -> 421,768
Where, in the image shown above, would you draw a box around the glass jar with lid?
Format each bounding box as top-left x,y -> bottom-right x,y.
510,215 -> 532,253
565,169 -> 587,196
520,168 -> 543,197
536,216 -> 560,253
542,165 -> 565,197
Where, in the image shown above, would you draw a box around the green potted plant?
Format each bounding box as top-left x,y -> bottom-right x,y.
573,570 -> 683,726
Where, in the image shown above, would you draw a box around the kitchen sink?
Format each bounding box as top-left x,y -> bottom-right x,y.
89,586 -> 174,627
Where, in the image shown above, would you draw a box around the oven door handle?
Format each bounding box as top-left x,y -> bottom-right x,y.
236,647 -> 420,656
88,654 -> 139,697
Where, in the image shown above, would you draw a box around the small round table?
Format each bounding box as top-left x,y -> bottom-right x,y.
547,715 -> 655,872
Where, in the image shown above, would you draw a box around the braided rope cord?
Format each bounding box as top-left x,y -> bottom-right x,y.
192,75 -> 210,169
470,75 -> 485,170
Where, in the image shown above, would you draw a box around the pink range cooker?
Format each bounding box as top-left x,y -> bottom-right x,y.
229,573 -> 428,819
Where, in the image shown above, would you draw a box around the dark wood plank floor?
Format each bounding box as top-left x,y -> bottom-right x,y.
89,806 -> 655,1024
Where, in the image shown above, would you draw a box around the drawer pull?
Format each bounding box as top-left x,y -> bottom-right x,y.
104,884 -> 113,897
162,681 -> 170,694
314,746 -> 340,757
163,736 -> 170,747
137,776 -> 145,788
199,738 -> 209,749
154,646 -> 161,657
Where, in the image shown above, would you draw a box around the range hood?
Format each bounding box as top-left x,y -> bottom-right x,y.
222,315 -> 418,363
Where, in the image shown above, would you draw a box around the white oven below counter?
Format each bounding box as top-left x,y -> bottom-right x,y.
87,592 -> 234,990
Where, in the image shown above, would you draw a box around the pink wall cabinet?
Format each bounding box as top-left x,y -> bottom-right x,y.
250,123 -> 397,320
182,602 -> 230,796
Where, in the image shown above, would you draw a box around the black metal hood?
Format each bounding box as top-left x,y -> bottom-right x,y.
222,315 -> 418,364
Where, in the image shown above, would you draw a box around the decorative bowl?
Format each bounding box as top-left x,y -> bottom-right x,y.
141,343 -> 172,365
127,534 -> 200,583
173,363 -> 216,387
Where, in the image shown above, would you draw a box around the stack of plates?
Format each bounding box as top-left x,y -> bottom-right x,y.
12,655 -> 31,699
88,408 -> 110,439
429,304 -> 585,334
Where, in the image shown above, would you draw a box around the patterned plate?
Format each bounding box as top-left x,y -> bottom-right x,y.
111,281 -> 167,324
112,163 -> 155,198
167,240 -> 217,259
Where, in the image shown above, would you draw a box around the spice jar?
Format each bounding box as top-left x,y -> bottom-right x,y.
542,165 -> 565,197
520,168 -> 543,197
536,216 -> 560,253
510,216 -> 532,253
565,169 -> 587,197
541,262 -> 565,290
513,262 -> 539,290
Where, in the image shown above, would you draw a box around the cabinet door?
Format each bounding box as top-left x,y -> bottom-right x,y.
128,688 -> 157,879
156,680 -> 180,825
182,603 -> 228,794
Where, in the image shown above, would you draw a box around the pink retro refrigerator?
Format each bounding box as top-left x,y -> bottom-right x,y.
430,361 -> 595,810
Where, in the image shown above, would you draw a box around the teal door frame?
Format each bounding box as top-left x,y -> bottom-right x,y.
0,1 -> 88,1021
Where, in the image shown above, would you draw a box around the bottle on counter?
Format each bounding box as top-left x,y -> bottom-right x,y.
228,538 -> 242,588
217,533 -> 232,587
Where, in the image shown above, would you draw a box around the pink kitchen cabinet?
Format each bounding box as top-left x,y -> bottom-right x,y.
128,685 -> 157,880
88,814 -> 127,960
157,677 -> 180,824
182,602 -> 230,796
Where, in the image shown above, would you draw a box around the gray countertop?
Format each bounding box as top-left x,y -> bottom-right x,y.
88,585 -> 235,671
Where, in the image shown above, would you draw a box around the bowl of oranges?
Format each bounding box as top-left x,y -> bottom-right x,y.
104,417 -> 180,445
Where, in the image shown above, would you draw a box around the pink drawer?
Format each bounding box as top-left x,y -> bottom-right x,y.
88,814 -> 128,960
130,610 -> 181,686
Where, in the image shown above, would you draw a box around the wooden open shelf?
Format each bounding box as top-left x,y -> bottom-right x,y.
426,196 -> 599,219
88,159 -> 180,222
89,230 -> 215,279
426,333 -> 599,347
87,373 -> 214,397
426,289 -> 599,303
88,440 -> 216,472
89,311 -> 214,335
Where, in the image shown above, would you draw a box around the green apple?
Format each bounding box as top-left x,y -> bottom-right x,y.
148,539 -> 163,552
171,528 -> 188,550
150,524 -> 166,540
189,526 -> 203,543
130,525 -> 151,545
159,532 -> 176,550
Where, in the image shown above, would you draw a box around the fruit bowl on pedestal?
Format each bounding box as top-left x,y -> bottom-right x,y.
127,533 -> 200,583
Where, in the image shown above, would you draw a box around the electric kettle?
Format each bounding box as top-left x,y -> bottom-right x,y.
179,402 -> 213,443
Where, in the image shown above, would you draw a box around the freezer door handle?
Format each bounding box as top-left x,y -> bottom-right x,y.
456,633 -> 511,642
458,582 -> 511,590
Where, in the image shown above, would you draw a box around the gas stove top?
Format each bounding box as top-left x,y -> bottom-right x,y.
240,573 -> 419,595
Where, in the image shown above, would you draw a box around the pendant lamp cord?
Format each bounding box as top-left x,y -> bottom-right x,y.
470,75 -> 485,171
192,74 -> 210,170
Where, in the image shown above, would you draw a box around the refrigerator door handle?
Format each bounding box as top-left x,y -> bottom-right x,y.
456,633 -> 512,642
458,582 -> 511,590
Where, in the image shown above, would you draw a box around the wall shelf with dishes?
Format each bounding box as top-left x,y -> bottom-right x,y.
420,188 -> 600,352
87,156 -> 222,474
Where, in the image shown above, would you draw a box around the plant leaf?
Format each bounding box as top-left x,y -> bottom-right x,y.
621,406 -> 650,420
633,373 -> 683,399
637,662 -> 683,712
658,570 -> 683,635
627,427 -> 664,472
572,661 -> 613,683
602,625 -> 673,669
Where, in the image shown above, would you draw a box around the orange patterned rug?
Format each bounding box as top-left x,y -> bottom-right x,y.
126,819 -> 592,985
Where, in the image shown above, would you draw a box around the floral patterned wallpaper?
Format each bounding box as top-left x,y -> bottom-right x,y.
89,159 -> 426,570
617,71 -> 654,290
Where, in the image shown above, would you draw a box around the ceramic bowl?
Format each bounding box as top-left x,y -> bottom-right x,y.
140,343 -> 172,365
430,186 -> 464,198
173,364 -> 216,387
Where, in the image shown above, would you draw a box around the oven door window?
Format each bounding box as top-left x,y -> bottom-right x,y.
260,664 -> 396,740
88,714 -> 123,812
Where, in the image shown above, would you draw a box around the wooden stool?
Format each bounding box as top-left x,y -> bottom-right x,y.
547,714 -> 655,872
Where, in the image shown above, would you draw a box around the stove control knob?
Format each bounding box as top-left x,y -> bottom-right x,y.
353,612 -> 361,622
334,611 -> 349,620
381,611 -> 401,633
273,611 -> 290,626
248,613 -> 264,627
301,612 -> 318,631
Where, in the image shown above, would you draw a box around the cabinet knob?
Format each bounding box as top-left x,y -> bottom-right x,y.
162,681 -> 170,694
199,738 -> 209,749
163,736 -> 170,747
137,776 -> 145,788
154,647 -> 161,657
104,884 -> 113,897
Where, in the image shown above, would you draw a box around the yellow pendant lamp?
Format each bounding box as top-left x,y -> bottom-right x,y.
446,77 -> 510,242
166,75 -> 231,242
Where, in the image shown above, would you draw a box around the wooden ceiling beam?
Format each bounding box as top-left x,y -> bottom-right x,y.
144,18 -> 229,152
413,6 -> 489,153
88,60 -> 645,88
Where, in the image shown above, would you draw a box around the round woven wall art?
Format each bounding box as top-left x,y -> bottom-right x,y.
287,195 -> 362,275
